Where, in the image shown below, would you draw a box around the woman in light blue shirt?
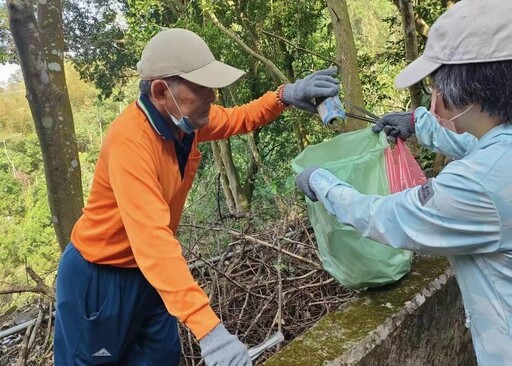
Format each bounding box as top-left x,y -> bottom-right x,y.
295,1 -> 512,364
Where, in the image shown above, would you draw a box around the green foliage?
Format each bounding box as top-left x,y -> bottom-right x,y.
0,136 -> 58,287
0,170 -> 24,218
415,1 -> 446,32
0,86 -> 33,138
348,1 -> 408,114
0,3 -> 17,64
64,0 -> 141,98
416,146 -> 438,178
348,0 -> 396,56
0,61 -> 123,306
59,0 -> 420,225
1,0 -> 453,312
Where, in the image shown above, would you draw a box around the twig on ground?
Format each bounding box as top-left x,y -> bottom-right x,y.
15,324 -> 32,366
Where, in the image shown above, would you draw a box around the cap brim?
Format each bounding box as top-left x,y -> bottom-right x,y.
394,56 -> 442,89
179,60 -> 245,88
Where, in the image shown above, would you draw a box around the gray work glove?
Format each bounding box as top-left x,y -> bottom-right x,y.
371,111 -> 415,143
295,166 -> 320,202
282,68 -> 340,113
200,324 -> 252,366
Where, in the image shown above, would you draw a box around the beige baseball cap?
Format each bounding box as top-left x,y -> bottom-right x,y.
395,0 -> 512,89
137,28 -> 245,88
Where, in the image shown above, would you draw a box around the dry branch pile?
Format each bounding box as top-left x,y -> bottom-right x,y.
0,300 -> 54,366
179,217 -> 354,365
0,217 -> 354,365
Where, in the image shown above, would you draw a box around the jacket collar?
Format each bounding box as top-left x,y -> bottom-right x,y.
136,94 -> 176,141
472,123 -> 512,151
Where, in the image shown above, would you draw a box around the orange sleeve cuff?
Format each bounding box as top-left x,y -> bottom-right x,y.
186,306 -> 221,340
275,84 -> 289,108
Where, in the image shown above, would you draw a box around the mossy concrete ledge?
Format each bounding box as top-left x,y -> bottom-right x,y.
264,256 -> 476,366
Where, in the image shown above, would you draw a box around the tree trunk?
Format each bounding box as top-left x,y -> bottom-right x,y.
392,0 -> 430,42
211,87 -> 255,215
211,141 -> 237,213
218,139 -> 249,212
326,0 -> 366,132
399,0 -> 421,109
8,0 -> 84,252
240,149 -> 258,210
414,13 -> 430,41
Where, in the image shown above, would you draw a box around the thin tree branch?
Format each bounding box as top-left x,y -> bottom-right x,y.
184,224 -> 323,270
188,250 -> 270,300
200,0 -> 288,83
0,267 -> 55,299
261,30 -> 335,64
3,140 -> 18,177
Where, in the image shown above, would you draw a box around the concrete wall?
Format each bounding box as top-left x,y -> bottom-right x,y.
264,256 -> 476,366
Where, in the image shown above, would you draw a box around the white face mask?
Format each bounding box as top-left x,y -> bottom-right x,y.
164,84 -> 196,134
430,89 -> 473,132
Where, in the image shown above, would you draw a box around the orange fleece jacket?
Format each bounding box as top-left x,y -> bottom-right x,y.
71,91 -> 285,339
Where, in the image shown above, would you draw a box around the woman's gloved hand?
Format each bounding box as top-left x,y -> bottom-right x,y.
371,111 -> 415,143
295,166 -> 321,202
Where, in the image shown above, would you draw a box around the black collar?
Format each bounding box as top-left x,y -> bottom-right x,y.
136,94 -> 176,141
136,94 -> 196,178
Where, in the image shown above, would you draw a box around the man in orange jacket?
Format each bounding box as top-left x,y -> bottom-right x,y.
54,28 -> 339,366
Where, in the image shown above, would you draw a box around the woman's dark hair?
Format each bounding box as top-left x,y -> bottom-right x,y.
431,60 -> 512,124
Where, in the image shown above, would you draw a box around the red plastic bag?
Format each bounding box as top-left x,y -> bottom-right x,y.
384,139 -> 427,193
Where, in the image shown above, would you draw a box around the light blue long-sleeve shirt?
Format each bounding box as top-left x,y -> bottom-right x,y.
309,107 -> 512,365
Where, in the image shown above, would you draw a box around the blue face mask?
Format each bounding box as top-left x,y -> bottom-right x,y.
165,84 -> 196,135
169,114 -> 195,135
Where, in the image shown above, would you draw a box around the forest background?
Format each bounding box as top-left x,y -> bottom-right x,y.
0,0 -> 456,361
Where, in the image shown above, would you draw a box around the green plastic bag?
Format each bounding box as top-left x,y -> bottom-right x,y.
292,128 -> 412,289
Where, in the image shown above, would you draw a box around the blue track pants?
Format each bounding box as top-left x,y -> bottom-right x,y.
54,244 -> 181,365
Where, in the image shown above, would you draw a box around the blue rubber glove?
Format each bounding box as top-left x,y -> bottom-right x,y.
371,111 -> 415,143
295,166 -> 320,202
282,68 -> 340,113
199,324 -> 252,366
